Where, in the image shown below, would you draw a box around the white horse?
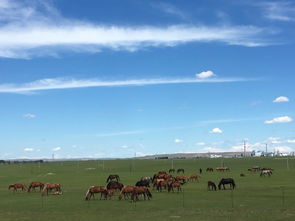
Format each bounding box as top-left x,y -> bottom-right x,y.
260,170 -> 272,177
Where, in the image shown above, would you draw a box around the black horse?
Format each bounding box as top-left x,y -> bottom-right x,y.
106,174 -> 120,183
207,181 -> 217,191
135,180 -> 150,187
218,178 -> 235,190
106,181 -> 124,191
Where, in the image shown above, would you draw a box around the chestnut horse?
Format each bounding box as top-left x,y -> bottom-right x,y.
206,168 -> 214,172
42,183 -> 62,196
131,186 -> 152,202
168,181 -> 182,192
85,186 -> 107,200
187,174 -> 201,182
119,185 -> 135,200
9,183 -> 27,192
28,181 -> 44,192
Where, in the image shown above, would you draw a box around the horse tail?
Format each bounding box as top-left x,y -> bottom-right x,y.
146,189 -> 152,198
41,185 -> 47,196
85,189 -> 91,200
218,181 -> 222,190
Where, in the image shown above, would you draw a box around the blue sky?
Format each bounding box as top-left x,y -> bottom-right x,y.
0,0 -> 294,159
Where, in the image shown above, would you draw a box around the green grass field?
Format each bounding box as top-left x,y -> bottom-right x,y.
1,157 -> 295,221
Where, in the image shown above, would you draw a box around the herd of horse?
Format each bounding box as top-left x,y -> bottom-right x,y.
8,166 -> 274,202
8,181 -> 62,195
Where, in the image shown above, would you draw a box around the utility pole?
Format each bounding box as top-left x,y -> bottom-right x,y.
265,143 -> 268,156
244,140 -> 246,157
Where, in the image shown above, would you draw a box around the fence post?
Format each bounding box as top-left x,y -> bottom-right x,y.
281,186 -> 285,209
231,189 -> 234,209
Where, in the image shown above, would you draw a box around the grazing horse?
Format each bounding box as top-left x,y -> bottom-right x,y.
216,167 -> 230,172
218,178 -> 235,190
260,170 -> 272,177
156,180 -> 169,192
42,183 -> 62,196
119,186 -> 135,200
131,186 -> 152,202
177,168 -> 185,173
106,181 -> 124,191
187,174 -> 201,182
168,181 -> 182,193
106,174 -> 120,183
206,168 -> 214,172
9,183 -> 27,192
28,181 -> 44,192
135,180 -> 150,187
240,173 -> 245,177
207,181 -> 217,191
85,186 -> 107,200
175,176 -> 186,184
169,168 -> 175,173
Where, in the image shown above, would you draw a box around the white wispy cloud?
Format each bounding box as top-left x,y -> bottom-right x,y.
262,2 -> 295,22
0,76 -> 255,94
24,147 -> 34,152
174,138 -> 183,143
264,116 -> 293,124
52,147 -> 61,151
96,130 -> 143,137
273,96 -> 289,103
196,70 -> 216,79
23,113 -> 36,118
195,142 -> 205,146
151,2 -> 189,20
0,1 -> 275,58
209,128 -> 223,134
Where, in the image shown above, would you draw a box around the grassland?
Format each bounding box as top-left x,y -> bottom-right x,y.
1,157 -> 295,221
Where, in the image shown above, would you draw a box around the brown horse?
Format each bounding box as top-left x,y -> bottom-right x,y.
85,186 -> 107,200
156,179 -> 169,192
130,186 -> 152,202
168,168 -> 175,173
216,167 -> 230,172
206,167 -> 214,172
106,174 -> 120,183
187,174 -> 201,182
118,185 -> 135,200
168,181 -> 182,193
42,183 -> 62,196
207,181 -> 217,191
177,168 -> 185,173
28,181 -> 44,192
175,175 -> 186,184
9,183 -> 27,192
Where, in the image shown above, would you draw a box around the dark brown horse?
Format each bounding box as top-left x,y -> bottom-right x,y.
206,167 -> 214,172
106,181 -> 124,191
177,168 -> 185,173
207,181 -> 217,191
28,181 -> 44,192
85,186 -> 107,200
106,174 -> 120,182
9,183 -> 27,192
168,168 -> 175,173
42,183 -> 62,196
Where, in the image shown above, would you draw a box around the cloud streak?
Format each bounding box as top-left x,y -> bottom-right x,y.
0,76 -> 256,94
0,1 -> 276,58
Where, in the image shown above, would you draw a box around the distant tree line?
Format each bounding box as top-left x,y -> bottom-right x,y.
0,160 -> 44,164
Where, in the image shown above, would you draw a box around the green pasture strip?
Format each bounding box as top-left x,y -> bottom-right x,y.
1,157 -> 295,220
